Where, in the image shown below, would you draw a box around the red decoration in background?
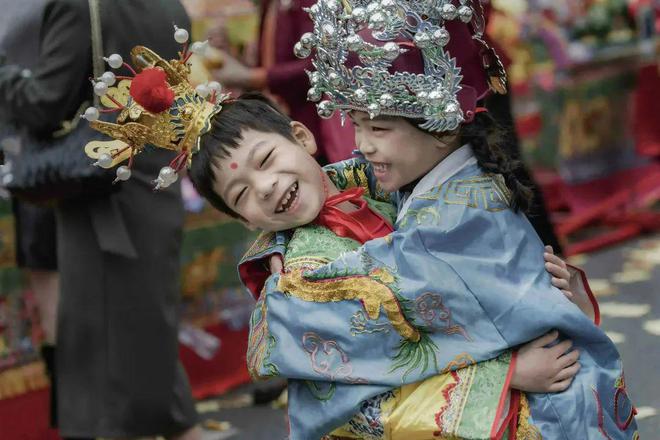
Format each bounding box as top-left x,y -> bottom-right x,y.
2,323 -> 252,439
633,66 -> 660,158
0,389 -> 60,440
129,68 -> 175,113
179,323 -> 251,400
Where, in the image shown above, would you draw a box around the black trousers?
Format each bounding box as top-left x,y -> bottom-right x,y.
11,199 -> 58,270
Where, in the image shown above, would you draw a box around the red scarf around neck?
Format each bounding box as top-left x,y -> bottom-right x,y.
315,187 -> 393,244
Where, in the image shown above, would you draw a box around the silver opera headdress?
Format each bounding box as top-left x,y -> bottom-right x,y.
295,0 -> 507,132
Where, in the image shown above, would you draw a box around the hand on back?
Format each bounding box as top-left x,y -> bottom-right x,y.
512,331 -> 580,393
544,245 -> 573,300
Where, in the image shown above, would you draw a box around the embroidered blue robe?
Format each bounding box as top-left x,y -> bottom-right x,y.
240,157 -> 638,440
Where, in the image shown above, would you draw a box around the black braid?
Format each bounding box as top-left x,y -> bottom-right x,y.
459,112 -> 534,213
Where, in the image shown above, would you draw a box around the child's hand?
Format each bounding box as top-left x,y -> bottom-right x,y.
544,245 -> 573,299
269,255 -> 283,274
512,331 -> 581,393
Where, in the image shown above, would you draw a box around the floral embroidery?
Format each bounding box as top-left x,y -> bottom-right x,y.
433,370 -> 461,436
284,225 -> 357,271
442,353 -> 477,373
246,295 -> 279,380
325,158 -> 391,202
241,231 -> 277,262
398,206 -> 441,229
614,371 -> 636,431
415,292 -> 471,341
346,391 -> 395,439
302,332 -> 366,383
516,393 -> 543,440
417,174 -> 512,212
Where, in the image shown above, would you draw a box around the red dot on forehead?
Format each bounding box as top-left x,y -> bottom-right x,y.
230,162 -> 238,170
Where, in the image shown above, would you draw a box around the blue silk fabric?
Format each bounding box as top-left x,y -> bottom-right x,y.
244,159 -> 638,440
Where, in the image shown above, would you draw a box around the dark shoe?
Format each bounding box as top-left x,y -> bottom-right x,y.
40,345 -> 57,428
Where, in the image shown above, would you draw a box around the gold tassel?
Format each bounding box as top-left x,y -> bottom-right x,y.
489,75 -> 508,95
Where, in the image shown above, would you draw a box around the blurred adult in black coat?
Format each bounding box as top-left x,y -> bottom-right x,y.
0,1 -> 200,438
0,0 -> 60,428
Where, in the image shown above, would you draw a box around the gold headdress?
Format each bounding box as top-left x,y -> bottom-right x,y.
83,26 -> 229,189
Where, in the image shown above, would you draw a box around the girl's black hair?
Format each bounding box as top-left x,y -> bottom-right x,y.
459,111 -> 533,213
188,92 -> 296,218
405,111 -> 533,213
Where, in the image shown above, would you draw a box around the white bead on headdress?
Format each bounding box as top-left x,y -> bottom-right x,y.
297,0 -> 505,132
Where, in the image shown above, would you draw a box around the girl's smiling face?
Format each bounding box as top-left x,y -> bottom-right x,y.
351,111 -> 458,192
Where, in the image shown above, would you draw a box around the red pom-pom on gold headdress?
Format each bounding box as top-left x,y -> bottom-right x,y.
84,28 -> 231,189
129,68 -> 175,113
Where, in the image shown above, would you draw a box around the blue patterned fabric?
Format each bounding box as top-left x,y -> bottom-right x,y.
246,160 -> 638,440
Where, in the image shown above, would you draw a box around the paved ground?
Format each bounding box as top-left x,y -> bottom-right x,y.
196,233 -> 660,440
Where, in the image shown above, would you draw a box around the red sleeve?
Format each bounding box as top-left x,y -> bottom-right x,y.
266,58 -> 313,97
238,231 -> 287,300
567,264 -> 601,326
492,351 -> 521,440
239,257 -> 273,300
265,0 -> 315,97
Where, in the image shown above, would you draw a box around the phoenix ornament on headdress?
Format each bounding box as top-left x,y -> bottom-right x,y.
297,0 -> 507,132
82,26 -> 230,189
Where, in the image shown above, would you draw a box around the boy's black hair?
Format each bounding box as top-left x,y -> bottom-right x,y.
188,92 -> 296,218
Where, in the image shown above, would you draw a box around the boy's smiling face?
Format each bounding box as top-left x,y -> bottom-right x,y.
351,111 -> 456,192
212,123 -> 327,232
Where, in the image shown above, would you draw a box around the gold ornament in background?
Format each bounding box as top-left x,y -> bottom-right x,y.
181,248 -> 225,298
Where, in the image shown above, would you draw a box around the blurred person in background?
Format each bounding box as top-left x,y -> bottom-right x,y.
211,0 -> 356,164
630,0 -> 660,159
0,0 -> 60,428
483,0 -> 564,254
0,1 -> 200,439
